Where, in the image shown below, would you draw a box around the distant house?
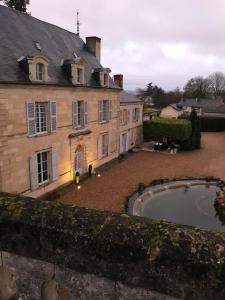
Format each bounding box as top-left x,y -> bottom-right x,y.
160,104 -> 183,119
161,98 -> 225,118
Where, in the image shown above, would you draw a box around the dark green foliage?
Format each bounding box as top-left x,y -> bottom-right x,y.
143,118 -> 192,142
180,110 -> 201,150
200,117 -> 225,132
1,0 -> 30,12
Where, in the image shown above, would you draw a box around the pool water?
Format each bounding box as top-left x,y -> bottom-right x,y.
141,185 -> 225,231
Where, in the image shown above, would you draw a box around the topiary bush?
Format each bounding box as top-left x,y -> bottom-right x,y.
143,118 -> 192,142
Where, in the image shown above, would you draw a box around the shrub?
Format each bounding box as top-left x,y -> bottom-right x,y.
200,117 -> 225,132
143,118 -> 192,142
180,109 -> 201,150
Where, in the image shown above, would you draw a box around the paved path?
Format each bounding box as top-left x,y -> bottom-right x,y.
58,133 -> 225,213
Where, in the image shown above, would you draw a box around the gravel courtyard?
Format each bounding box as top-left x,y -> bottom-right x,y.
58,132 -> 225,213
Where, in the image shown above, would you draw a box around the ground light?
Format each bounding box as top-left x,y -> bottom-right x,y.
77,185 -> 81,190
97,174 -> 101,177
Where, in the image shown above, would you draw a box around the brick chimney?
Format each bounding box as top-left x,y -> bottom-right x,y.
113,74 -> 123,89
86,37 -> 101,63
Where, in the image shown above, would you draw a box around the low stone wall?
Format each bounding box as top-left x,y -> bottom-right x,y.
0,192 -> 225,299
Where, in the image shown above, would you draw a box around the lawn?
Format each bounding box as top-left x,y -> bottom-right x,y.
57,132 -> 225,213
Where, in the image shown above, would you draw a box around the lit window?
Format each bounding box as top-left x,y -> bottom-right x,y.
36,63 -> 45,81
77,68 -> 83,83
37,151 -> 49,184
35,102 -> 48,133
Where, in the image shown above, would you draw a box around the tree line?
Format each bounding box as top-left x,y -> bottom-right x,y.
137,72 -> 225,108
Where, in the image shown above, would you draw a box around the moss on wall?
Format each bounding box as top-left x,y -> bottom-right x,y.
0,192 -> 225,299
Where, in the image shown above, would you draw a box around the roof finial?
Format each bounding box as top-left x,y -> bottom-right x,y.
76,11 -> 80,36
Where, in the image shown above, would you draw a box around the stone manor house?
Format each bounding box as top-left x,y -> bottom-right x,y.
0,5 -> 143,197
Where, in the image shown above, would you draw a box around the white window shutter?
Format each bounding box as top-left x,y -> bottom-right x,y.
51,148 -> 59,181
109,100 -> 112,121
72,101 -> 78,128
130,109 -> 133,123
119,134 -> 123,154
26,102 -> 36,136
29,154 -> 38,191
126,132 -> 129,151
108,133 -> 112,155
98,135 -> 103,159
84,101 -> 88,126
132,109 -> 136,122
98,100 -> 103,123
50,101 -> 57,132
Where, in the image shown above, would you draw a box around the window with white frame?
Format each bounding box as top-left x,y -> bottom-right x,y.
133,108 -> 140,123
98,133 -> 111,159
99,100 -> 112,123
37,151 -> 49,184
72,100 -> 88,128
29,148 -> 59,191
27,101 -> 57,137
35,102 -> 48,133
36,63 -> 45,81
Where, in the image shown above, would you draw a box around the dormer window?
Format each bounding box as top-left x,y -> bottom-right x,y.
36,63 -> 45,81
94,67 -> 111,88
24,55 -> 49,83
62,57 -> 86,85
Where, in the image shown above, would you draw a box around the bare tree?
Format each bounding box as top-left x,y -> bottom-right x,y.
206,72 -> 225,99
183,76 -> 208,99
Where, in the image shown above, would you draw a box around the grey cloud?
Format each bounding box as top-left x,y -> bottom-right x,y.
29,0 -> 225,90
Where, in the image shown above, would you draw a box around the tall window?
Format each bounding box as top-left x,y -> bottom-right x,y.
133,108 -> 140,123
77,101 -> 84,126
99,100 -> 112,123
77,68 -> 83,83
37,151 -> 49,184
102,100 -> 108,121
73,100 -> 88,128
102,133 -> 109,157
36,63 -> 45,81
35,102 -> 48,133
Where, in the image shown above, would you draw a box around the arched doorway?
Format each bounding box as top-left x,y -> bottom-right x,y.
74,145 -> 84,176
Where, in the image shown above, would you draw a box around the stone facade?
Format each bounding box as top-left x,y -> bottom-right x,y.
0,84 -> 143,197
119,103 -> 143,153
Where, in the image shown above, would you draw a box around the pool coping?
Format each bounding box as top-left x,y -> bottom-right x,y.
127,178 -> 222,217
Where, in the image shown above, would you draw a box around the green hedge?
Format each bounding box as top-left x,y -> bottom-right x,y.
143,118 -> 192,142
200,117 -> 225,132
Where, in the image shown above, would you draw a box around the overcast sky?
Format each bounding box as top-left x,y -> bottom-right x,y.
29,0 -> 225,91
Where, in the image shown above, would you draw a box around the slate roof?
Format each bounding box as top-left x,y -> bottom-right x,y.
0,5 -> 118,88
170,104 -> 182,111
178,98 -> 224,109
120,91 -> 143,104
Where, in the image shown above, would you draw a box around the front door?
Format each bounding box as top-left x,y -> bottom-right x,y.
75,148 -> 83,175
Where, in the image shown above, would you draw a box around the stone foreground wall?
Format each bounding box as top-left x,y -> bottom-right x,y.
0,193 -> 225,299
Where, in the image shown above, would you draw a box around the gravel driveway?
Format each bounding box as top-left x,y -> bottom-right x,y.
58,132 -> 225,213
